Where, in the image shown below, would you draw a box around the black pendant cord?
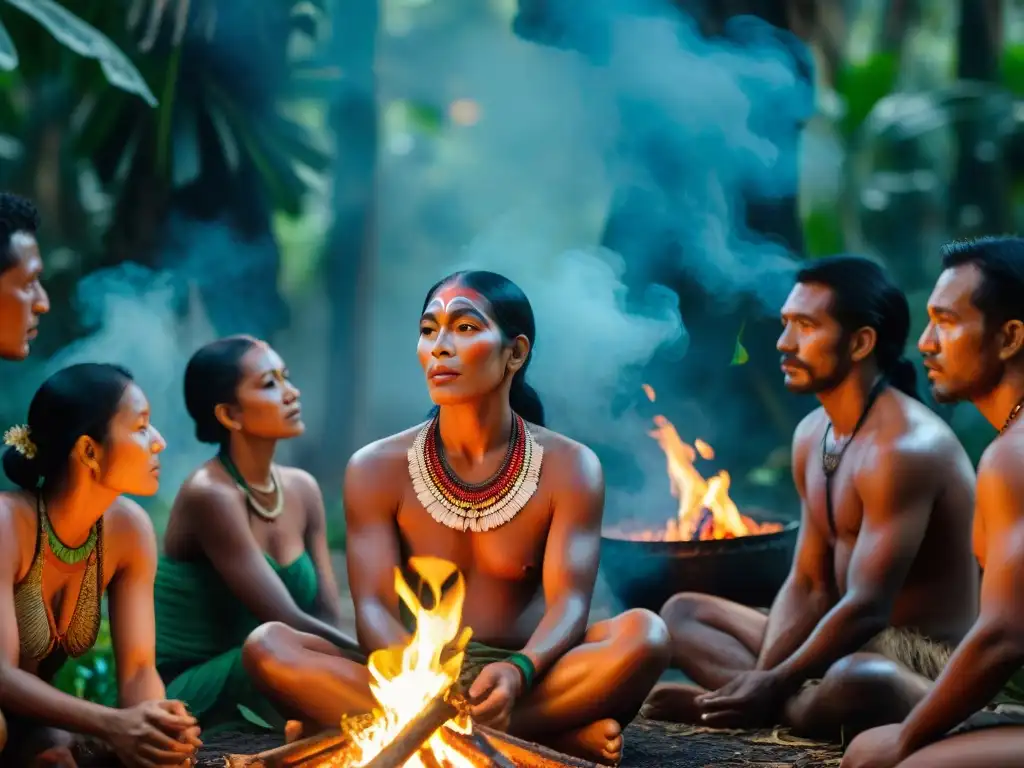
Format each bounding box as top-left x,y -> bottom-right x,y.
1000,396 -> 1024,435
820,377 -> 888,537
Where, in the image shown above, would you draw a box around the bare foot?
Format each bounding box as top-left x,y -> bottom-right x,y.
285,720 -> 304,743
545,719 -> 623,766
640,682 -> 706,724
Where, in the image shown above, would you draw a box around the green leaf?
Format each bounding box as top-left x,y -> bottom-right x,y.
834,52 -> 899,139
1001,44 -> 1024,97
731,322 -> 750,366
237,704 -> 274,730
0,17 -> 17,70
802,206 -> 845,258
4,0 -> 158,107
399,100 -> 445,136
264,113 -> 331,173
289,59 -> 343,100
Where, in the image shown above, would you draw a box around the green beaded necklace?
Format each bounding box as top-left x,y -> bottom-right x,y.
40,497 -> 98,565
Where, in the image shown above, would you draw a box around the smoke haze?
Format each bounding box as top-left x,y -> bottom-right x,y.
2,1 -> 825,528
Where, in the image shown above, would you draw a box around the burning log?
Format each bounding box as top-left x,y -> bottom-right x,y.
361,694 -> 459,768
476,726 -> 602,768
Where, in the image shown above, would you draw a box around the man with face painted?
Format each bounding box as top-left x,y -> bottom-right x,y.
0,192 -> 50,754
843,237 -> 1024,768
240,271 -> 671,766
0,192 -> 49,363
644,255 -> 978,740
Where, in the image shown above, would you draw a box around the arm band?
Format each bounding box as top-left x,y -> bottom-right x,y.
506,652 -> 537,690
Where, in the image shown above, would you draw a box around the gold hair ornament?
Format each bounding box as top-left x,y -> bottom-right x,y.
3,425 -> 37,459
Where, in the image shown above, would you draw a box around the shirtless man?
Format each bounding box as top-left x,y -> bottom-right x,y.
643,255 -> 978,739
843,237 -> 1024,768
0,192 -> 50,362
0,191 -> 50,755
241,270 -> 670,765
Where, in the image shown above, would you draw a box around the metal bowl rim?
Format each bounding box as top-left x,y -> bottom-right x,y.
601,518 -> 800,552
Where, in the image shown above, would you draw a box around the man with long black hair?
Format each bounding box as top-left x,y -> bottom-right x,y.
844,237 -> 1024,768
646,256 -> 978,741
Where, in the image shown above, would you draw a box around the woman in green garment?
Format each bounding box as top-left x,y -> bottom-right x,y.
155,336 -> 363,735
0,363 -> 200,768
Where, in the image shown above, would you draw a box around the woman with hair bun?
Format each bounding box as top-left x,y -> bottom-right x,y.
154,336 -> 363,736
0,363 -> 199,767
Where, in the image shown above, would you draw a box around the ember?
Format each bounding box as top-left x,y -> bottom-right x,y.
229,558 -> 601,767
627,385 -> 783,542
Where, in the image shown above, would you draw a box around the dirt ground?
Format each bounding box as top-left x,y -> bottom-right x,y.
176,720 -> 842,767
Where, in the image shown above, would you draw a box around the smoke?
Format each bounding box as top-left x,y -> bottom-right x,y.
368,1 -> 819,523
2,1 -> 825,532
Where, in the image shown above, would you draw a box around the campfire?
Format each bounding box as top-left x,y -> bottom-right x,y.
229,557 -> 600,768
610,385 -> 783,542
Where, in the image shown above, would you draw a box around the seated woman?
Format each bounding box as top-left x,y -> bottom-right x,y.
0,363 -> 200,767
241,270 -> 671,765
154,336 -> 363,736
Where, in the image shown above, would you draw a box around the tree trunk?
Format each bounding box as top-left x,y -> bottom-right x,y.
305,0 -> 380,489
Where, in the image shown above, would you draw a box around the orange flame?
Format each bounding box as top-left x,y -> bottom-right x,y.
327,557 -> 475,767
637,386 -> 782,542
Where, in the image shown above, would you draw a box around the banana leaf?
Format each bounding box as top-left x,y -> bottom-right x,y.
3,0 -> 157,106
0,15 -> 16,69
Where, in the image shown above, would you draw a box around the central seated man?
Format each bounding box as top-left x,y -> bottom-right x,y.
242,270 -> 670,765
644,256 -> 978,739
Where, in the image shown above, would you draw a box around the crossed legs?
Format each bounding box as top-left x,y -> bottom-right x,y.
242,608 -> 670,765
643,593 -> 933,740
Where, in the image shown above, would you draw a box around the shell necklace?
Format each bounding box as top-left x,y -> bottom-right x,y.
408,412 -> 543,532
218,451 -> 285,521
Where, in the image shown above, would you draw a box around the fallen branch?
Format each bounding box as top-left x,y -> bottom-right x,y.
226,728 -> 348,767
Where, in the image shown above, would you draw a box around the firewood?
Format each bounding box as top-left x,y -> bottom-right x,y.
228,728 -> 349,767
477,724 -> 604,768
439,727 -> 518,768
361,694 -> 459,768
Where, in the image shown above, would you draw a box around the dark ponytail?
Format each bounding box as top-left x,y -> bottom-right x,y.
796,256 -> 920,401
884,356 -> 921,402
509,374 -> 546,427
184,335 -> 259,445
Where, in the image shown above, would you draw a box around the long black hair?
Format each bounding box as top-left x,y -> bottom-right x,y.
796,255 -> 920,400
3,363 -> 134,490
183,335 -> 260,445
422,270 -> 545,426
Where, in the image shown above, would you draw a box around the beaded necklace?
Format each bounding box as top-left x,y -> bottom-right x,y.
41,498 -> 98,565
1000,396 -> 1024,436
218,450 -> 285,521
408,412 -> 543,532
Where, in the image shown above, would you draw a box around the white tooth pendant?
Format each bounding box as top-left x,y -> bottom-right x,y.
407,413 -> 544,532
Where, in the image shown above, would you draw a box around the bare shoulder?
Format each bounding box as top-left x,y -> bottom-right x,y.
176,462 -> 243,515
530,424 -> 603,495
879,393 -> 969,469
0,490 -> 35,568
793,407 -> 825,456
0,490 -> 36,536
103,497 -> 158,560
977,430 -> 1024,489
346,424 -> 422,481
278,465 -> 323,504
344,424 -> 423,516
